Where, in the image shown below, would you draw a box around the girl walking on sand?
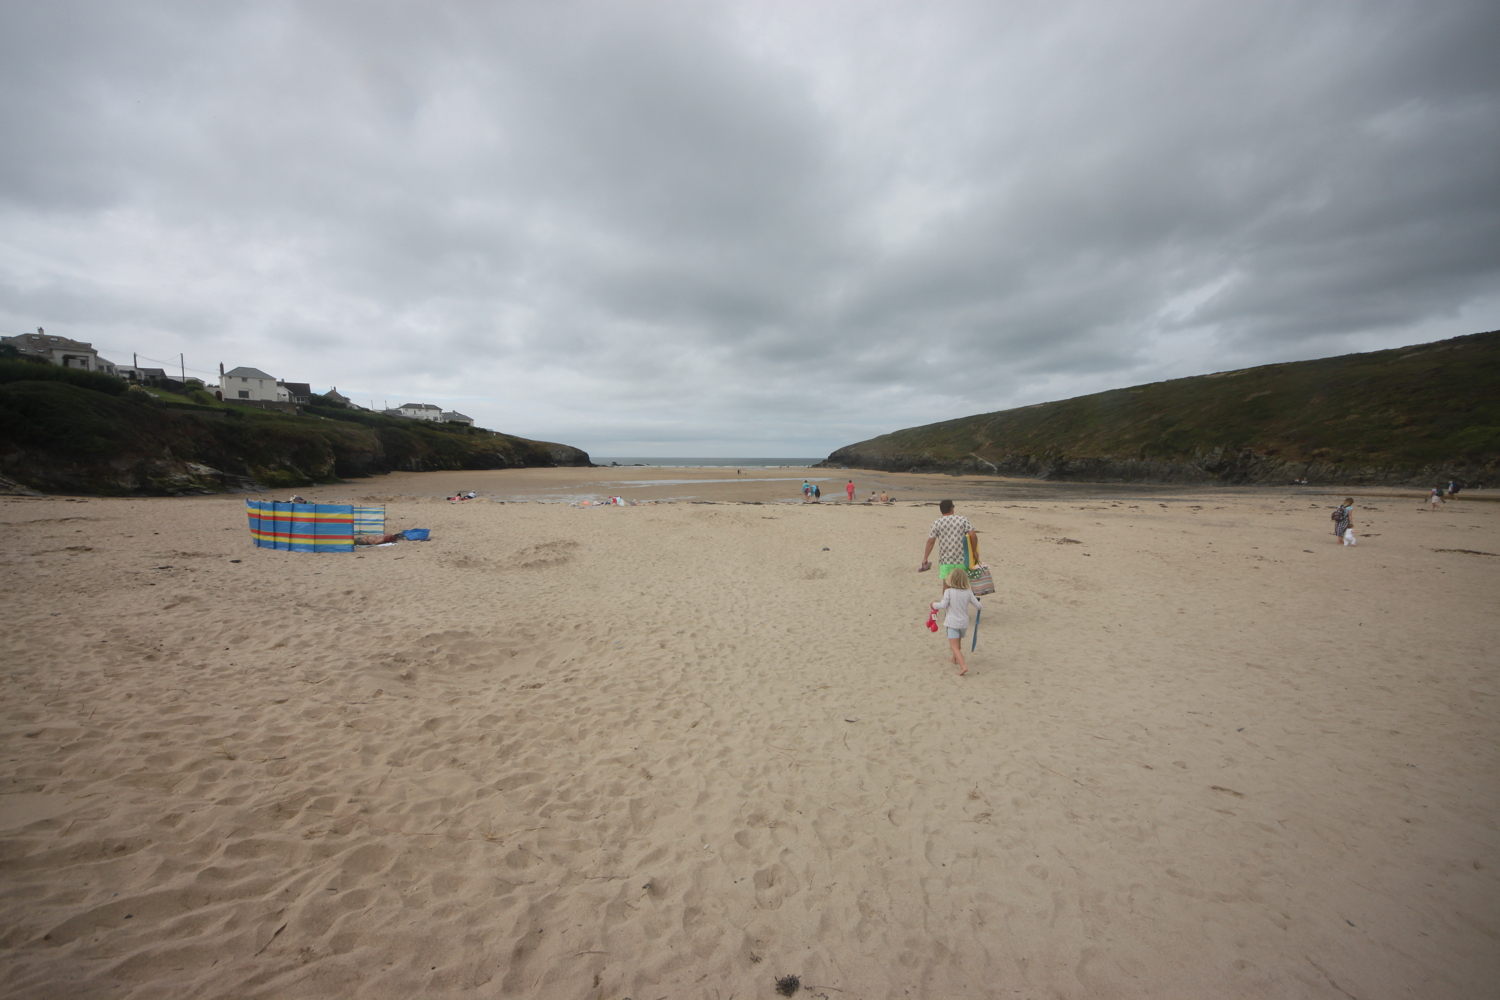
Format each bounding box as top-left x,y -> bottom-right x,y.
932,567 -> 983,676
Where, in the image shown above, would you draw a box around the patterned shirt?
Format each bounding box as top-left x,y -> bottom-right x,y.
928,513 -> 975,564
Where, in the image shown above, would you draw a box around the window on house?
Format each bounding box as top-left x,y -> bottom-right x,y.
238,390 -> 250,399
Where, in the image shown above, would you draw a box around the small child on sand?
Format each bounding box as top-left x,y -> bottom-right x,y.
932,566 -> 982,676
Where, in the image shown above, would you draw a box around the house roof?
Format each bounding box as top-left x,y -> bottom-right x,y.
325,387 -> 350,400
282,382 -> 311,396
398,402 -> 442,410
441,411 -> 472,420
225,366 -> 276,380
1,332 -> 97,352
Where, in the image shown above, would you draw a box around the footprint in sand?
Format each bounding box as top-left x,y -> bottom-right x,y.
751,863 -> 801,910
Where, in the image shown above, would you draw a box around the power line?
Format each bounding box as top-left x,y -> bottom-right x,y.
0,332 -> 222,379
95,348 -> 219,378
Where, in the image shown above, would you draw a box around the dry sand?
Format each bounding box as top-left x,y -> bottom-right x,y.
1,473 -> 1497,999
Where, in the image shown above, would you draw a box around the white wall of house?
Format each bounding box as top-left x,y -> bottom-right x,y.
224,367 -> 287,402
396,403 -> 443,421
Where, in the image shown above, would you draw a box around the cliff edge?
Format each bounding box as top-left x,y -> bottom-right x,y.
825,330 -> 1500,486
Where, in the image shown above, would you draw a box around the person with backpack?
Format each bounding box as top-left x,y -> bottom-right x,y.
1331,498 -> 1355,544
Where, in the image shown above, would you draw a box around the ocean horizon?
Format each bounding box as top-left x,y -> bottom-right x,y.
593,457 -> 824,468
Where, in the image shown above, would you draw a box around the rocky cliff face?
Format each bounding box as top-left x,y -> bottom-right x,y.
824,444 -> 1493,486
0,382 -> 592,495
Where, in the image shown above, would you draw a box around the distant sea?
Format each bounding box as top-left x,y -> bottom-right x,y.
593,457 -> 823,468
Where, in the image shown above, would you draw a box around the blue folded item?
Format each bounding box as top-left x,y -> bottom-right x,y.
402,528 -> 431,541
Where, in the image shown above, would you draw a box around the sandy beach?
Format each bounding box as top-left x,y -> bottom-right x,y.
2,472 -> 1497,999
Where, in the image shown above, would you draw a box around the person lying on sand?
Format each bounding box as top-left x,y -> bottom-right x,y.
354,532 -> 404,545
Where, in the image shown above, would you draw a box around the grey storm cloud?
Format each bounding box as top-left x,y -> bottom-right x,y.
2,0 -> 1498,455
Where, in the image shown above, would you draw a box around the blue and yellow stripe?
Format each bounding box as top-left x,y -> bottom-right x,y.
245,501 -> 355,552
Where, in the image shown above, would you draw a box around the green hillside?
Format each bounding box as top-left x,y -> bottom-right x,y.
826,330 -> 1500,485
0,369 -> 590,495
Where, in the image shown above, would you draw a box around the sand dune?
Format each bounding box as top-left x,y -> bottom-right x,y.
1,479 -> 1496,998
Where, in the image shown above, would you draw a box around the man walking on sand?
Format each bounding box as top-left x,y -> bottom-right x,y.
921,499 -> 977,594
846,479 -> 855,502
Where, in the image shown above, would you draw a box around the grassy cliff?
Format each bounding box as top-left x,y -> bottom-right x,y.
826,330 -> 1500,485
0,376 -> 590,495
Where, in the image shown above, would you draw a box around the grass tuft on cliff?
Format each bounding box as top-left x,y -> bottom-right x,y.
826,330 -> 1500,485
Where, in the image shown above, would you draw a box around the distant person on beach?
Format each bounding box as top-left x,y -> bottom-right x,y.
932,566 -> 982,676
1448,480 -> 1461,498
1428,488 -> 1445,508
802,480 -> 812,498
880,490 -> 890,504
1331,498 -> 1354,542
846,480 -> 855,502
921,500 -> 977,592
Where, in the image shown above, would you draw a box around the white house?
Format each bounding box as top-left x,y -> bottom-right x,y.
224,367 -> 289,402
2,329 -> 119,375
441,410 -> 474,426
281,381 -> 312,405
385,403 -> 443,421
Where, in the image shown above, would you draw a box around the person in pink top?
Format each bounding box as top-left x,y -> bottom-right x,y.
845,480 -> 855,502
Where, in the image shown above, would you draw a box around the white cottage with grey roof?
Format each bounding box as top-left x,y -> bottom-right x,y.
224,366 -> 288,402
384,402 -> 443,421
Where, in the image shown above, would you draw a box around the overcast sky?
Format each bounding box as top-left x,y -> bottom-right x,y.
2,1 -> 1497,457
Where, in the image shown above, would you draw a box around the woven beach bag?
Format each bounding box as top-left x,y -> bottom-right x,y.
968,563 -> 995,596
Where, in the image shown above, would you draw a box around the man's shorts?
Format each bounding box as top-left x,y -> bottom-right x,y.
938,563 -> 965,584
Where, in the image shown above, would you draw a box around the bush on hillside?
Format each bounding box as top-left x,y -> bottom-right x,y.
0,359 -> 128,396
0,380 -> 141,455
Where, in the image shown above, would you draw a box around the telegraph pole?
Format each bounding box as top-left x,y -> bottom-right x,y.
180,354 -> 185,382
